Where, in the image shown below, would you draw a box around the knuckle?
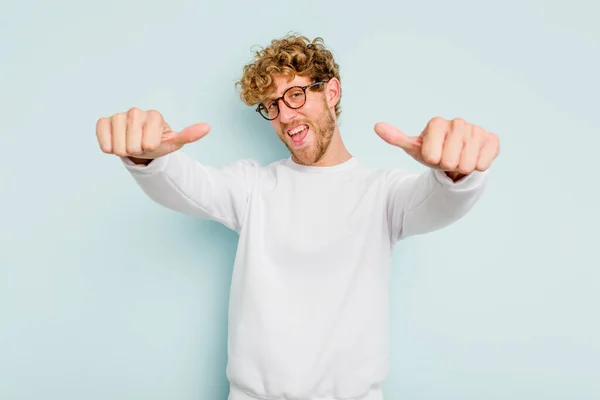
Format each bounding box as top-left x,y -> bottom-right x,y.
126,145 -> 142,155
451,117 -> 467,130
458,161 -> 473,174
142,140 -> 159,151
146,109 -> 162,119
112,112 -> 126,125
146,109 -> 163,125
423,152 -> 439,165
428,116 -> 446,129
441,159 -> 456,170
430,116 -> 446,125
471,124 -> 483,139
127,107 -> 142,119
96,116 -> 108,128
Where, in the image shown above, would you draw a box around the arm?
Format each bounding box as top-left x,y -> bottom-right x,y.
96,109 -> 257,231
385,168 -> 488,242
122,151 -> 260,233
374,117 -> 499,241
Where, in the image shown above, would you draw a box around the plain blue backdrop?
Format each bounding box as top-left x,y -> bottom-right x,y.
1,0 -> 598,399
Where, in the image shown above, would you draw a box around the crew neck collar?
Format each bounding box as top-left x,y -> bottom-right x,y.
284,156 -> 359,173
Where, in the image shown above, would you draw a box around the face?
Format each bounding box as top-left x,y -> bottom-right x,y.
264,75 -> 338,166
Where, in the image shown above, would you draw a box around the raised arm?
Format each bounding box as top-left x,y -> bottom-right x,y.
96,107 -> 258,232
374,117 -> 500,241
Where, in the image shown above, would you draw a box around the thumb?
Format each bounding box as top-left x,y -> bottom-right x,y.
163,123 -> 211,145
374,122 -> 421,152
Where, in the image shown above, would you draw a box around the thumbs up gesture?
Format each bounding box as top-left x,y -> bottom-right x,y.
96,107 -> 211,161
374,117 -> 499,178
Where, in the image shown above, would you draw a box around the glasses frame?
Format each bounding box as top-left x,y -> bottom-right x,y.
256,80 -> 329,121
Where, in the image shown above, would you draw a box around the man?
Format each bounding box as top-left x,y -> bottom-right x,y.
96,34 -> 499,400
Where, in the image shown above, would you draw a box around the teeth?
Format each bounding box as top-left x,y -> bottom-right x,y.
288,125 -> 307,136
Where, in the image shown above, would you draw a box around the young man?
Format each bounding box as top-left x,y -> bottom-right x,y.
96,35 -> 499,400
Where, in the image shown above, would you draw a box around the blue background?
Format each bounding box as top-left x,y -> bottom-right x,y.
1,0 -> 598,399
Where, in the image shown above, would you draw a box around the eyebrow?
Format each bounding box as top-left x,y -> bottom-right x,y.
265,91 -> 283,102
265,84 -> 296,102
263,94 -> 282,106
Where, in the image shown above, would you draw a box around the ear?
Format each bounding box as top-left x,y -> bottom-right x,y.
325,78 -> 341,108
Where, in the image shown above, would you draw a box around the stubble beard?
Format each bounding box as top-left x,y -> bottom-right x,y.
285,102 -> 336,166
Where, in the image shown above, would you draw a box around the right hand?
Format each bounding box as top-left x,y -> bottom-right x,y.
96,107 -> 210,161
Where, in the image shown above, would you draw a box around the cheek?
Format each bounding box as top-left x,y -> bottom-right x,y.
304,97 -> 331,120
271,120 -> 283,134
301,102 -> 317,116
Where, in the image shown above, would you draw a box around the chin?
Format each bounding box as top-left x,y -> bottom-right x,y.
292,155 -> 312,165
292,145 -> 324,166
290,150 -> 311,165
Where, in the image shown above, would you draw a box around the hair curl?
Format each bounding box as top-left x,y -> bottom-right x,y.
236,34 -> 342,118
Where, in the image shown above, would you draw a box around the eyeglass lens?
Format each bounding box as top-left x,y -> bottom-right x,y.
260,86 -> 306,119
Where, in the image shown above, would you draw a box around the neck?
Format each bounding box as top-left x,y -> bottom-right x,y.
310,126 -> 352,167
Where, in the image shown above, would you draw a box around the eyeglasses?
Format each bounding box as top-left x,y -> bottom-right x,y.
256,80 -> 328,121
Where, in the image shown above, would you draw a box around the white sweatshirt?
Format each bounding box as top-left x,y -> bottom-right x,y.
122,151 -> 488,400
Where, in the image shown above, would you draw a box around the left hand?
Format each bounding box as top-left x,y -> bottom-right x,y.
374,117 -> 500,178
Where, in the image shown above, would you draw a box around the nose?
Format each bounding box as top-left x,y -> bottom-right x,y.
278,100 -> 298,124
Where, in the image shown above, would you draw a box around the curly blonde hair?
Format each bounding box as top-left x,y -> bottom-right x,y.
236,34 -> 342,118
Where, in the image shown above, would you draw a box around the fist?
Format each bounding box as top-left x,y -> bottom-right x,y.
96,107 -> 210,160
374,117 -> 499,176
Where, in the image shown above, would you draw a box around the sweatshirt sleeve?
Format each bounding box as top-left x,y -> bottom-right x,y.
385,168 -> 489,242
121,151 -> 260,233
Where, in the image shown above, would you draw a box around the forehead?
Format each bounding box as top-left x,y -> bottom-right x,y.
267,74 -> 312,99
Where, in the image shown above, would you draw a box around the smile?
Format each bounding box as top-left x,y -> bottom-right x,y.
286,124 -> 309,146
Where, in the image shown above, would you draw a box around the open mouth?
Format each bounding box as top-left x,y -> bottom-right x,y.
287,124 -> 309,146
